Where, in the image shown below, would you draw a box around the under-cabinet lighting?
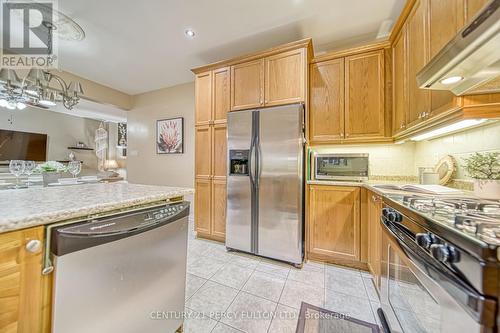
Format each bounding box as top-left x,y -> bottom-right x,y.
440,76 -> 463,85
410,119 -> 488,141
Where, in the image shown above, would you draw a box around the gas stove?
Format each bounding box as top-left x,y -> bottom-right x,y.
384,194 -> 500,262
401,195 -> 500,245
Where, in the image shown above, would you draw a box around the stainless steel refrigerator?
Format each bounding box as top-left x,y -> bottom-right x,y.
226,103 -> 304,266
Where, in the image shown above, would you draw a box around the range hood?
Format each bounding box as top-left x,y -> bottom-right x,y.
417,0 -> 500,95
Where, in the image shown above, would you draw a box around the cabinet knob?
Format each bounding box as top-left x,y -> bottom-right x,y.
345,133 -> 349,137
372,195 -> 381,202
340,133 -> 344,137
26,239 -> 42,253
418,112 -> 423,119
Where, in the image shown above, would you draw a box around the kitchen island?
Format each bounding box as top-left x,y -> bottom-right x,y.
0,182 -> 194,233
0,182 -> 194,333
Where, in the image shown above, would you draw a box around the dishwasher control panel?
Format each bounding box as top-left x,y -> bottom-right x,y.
146,202 -> 189,222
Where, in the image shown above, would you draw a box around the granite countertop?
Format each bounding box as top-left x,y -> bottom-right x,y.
306,179 -> 471,197
0,182 -> 194,233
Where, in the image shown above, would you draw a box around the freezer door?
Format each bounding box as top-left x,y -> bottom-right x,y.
257,104 -> 304,264
226,110 -> 254,252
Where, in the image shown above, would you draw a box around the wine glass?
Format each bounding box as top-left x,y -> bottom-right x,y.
9,160 -> 25,189
24,161 -> 37,187
67,161 -> 82,179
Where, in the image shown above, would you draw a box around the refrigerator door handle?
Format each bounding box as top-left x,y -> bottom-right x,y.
248,137 -> 256,187
256,140 -> 263,188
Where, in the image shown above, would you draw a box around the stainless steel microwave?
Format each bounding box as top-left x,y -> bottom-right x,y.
314,153 -> 369,181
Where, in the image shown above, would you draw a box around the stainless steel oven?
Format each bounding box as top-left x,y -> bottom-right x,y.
379,203 -> 496,333
314,153 -> 368,181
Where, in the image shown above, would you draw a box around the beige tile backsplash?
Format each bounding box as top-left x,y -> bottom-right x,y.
311,121 -> 500,181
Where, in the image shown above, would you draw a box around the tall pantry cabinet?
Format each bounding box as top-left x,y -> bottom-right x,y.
194,67 -> 229,242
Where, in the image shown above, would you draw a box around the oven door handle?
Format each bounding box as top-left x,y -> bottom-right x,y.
381,217 -> 497,327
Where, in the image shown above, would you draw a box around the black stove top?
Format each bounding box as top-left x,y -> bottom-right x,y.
384,194 -> 500,259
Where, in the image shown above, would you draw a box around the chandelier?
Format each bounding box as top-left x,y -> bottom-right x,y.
0,68 -> 84,110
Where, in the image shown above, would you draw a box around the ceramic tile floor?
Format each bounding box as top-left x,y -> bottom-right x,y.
183,217 -> 382,333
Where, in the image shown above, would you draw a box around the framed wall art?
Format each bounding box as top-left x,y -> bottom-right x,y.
156,117 -> 184,154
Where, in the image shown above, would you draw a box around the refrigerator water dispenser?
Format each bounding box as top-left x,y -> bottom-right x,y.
229,149 -> 249,175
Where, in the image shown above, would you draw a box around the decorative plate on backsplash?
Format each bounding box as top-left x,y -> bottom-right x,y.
434,155 -> 456,185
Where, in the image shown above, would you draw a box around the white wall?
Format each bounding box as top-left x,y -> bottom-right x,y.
0,106 -> 100,173
127,82 -> 194,187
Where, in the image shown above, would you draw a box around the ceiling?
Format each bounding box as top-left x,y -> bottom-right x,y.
32,0 -> 405,94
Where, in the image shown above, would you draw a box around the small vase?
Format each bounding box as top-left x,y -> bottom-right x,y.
473,180 -> 500,199
42,172 -> 61,187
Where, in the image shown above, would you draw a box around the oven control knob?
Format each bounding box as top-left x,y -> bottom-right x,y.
386,211 -> 402,223
416,233 -> 433,249
430,244 -> 460,263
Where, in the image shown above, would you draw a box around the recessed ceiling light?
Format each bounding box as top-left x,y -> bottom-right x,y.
440,76 -> 463,85
185,29 -> 195,38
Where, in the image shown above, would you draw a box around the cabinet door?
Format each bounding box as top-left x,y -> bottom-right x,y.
0,227 -> 44,333
195,125 -> 212,178
308,185 -> 361,261
309,59 -> 345,143
195,71 -> 212,125
466,0 -> 489,24
195,178 -> 212,235
264,48 -> 306,106
212,67 -> 230,124
393,27 -> 408,135
211,179 -> 227,240
367,192 -> 383,291
212,124 -> 227,178
344,50 -> 385,140
407,0 -> 430,128
428,0 -> 462,115
230,59 -> 264,111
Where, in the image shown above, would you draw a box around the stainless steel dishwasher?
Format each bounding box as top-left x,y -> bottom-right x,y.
51,201 -> 190,333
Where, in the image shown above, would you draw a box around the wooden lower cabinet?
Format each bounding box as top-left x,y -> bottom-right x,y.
307,185 -> 361,265
0,226 -> 45,333
367,191 -> 383,291
195,178 -> 212,236
211,179 -> 227,241
195,177 -> 227,242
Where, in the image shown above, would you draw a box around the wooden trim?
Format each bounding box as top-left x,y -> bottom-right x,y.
191,38 -> 313,74
311,40 -> 390,64
306,252 -> 369,271
196,232 -> 225,243
389,0 -> 418,43
360,188 -> 368,264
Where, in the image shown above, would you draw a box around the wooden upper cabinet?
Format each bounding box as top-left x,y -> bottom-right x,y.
309,59 -> 345,143
406,0 -> 430,128
0,227 -> 44,333
466,0 -> 489,24
195,125 -> 212,178
393,27 -> 408,135
230,59 -> 264,111
428,0 -> 462,115
264,48 -> 306,106
344,50 -> 385,140
212,67 -> 230,123
195,71 -> 212,125
212,124 -> 227,178
308,185 -> 361,262
195,179 -> 211,235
